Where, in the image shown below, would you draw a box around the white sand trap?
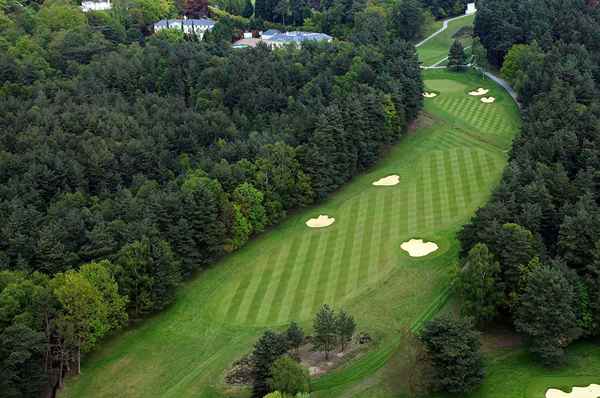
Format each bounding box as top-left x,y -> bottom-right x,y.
373,175 -> 400,186
546,384 -> 600,398
469,87 -> 489,96
481,97 -> 496,103
423,92 -> 438,98
306,215 -> 335,228
401,239 -> 439,257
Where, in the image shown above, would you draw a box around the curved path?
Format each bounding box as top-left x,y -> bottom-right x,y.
415,13 -> 474,48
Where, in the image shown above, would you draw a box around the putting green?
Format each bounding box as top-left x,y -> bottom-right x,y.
60,69 -> 520,398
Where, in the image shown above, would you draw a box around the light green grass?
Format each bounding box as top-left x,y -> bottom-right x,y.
432,340 -> 600,398
60,69 -> 519,398
417,14 -> 475,67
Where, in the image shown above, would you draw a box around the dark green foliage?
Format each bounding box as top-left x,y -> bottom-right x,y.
514,265 -> 580,366
335,309 -> 356,351
460,0 -> 600,366
390,0 -> 424,41
420,0 -> 467,19
242,0 -> 255,17
116,239 -> 182,317
420,316 -> 484,393
457,243 -> 503,324
0,324 -> 47,398
0,3 -> 422,395
267,356 -> 310,395
312,304 -> 337,359
447,39 -> 467,71
252,330 -> 290,397
286,321 -> 305,352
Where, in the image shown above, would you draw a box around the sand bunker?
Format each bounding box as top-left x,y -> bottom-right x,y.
469,87 -> 489,96
546,384 -> 600,398
373,175 -> 400,186
423,92 -> 438,98
481,97 -> 496,103
401,239 -> 439,257
306,215 -> 335,228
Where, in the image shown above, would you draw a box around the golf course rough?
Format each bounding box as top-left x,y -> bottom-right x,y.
60,69 -> 520,398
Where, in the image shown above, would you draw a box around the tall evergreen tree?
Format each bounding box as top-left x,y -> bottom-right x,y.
420,316 -> 484,393
457,243 -> 504,324
335,309 -> 356,351
514,265 -> 580,366
447,39 -> 467,71
252,330 -> 289,397
312,304 -> 337,359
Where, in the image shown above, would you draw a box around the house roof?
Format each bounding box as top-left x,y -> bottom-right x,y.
154,18 -> 216,29
262,29 -> 281,36
268,31 -> 332,43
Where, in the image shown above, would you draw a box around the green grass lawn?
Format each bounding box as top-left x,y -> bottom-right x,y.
60,69 -> 519,398
419,19 -> 445,42
417,14 -> 475,67
431,340 -> 600,398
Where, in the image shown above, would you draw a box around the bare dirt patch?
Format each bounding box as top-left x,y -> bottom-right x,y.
298,334 -> 372,377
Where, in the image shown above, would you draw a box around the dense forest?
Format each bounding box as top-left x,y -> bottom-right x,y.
0,0 -> 424,395
459,0 -> 600,366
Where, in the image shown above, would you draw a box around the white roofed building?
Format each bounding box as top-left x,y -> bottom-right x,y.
81,0 -> 112,12
153,18 -> 216,40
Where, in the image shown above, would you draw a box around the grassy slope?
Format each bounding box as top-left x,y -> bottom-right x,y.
432,340 -> 600,398
61,68 -> 519,398
417,14 -> 475,67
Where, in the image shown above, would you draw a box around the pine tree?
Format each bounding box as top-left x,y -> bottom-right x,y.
252,330 -> 289,397
312,304 -> 337,360
286,321 -> 304,352
420,316 -> 484,393
514,265 -> 580,366
457,243 -> 504,324
335,309 -> 355,351
447,39 -> 467,71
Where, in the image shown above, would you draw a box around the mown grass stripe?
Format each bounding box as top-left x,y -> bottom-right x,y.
310,227 -> 341,316
334,199 -> 361,302
378,190 -> 394,267
224,257 -> 262,322
415,161 -> 426,232
456,147 -> 473,206
255,243 -> 293,324
430,152 -> 443,229
358,191 -> 377,288
442,149 -> 458,218
243,247 -> 282,324
470,149 -> 486,193
287,232 -> 324,320
264,236 -> 304,323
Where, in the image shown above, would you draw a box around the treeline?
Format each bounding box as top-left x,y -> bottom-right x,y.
459,0 -> 600,365
420,0 -> 467,19
0,0 -> 423,395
